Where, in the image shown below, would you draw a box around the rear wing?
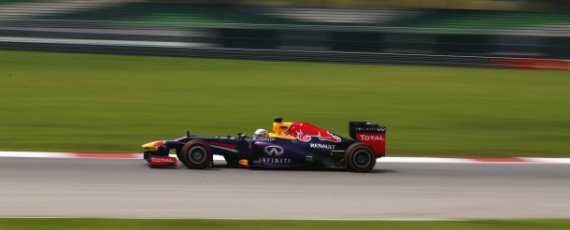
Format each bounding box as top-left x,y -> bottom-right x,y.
349,122 -> 386,157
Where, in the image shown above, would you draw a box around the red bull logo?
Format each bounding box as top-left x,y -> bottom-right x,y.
284,122 -> 341,143
153,141 -> 167,151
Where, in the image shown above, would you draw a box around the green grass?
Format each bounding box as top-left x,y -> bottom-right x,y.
1,218 -> 570,230
1,50 -> 569,157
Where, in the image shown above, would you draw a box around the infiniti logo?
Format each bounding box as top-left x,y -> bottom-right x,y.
264,146 -> 284,156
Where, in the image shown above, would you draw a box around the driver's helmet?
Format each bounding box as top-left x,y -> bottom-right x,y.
253,129 -> 269,140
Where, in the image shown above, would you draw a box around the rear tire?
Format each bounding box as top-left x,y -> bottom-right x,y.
181,140 -> 212,169
345,143 -> 376,173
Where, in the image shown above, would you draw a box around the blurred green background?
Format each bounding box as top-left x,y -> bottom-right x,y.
1,50 -> 569,157
31,1 -> 570,30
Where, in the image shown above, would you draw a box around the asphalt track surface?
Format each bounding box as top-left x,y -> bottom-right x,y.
1,157 -> 569,220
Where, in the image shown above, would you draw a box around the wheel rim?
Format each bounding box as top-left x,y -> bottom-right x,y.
353,150 -> 371,168
188,146 -> 207,165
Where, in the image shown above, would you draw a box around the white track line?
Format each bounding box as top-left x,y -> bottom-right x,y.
0,151 -> 70,158
1,151 -> 570,164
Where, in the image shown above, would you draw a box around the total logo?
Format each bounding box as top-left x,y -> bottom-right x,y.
150,157 -> 174,163
264,145 -> 284,156
358,134 -> 385,141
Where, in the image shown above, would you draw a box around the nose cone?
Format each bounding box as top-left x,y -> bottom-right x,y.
142,141 -> 156,148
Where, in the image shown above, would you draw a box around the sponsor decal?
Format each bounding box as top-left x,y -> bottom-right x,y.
284,123 -> 341,143
354,127 -> 385,132
255,137 -> 275,142
150,157 -> 174,163
309,143 -> 336,150
264,146 -> 284,156
153,141 -> 167,151
261,145 -> 290,164
149,156 -> 177,167
259,157 -> 291,164
358,134 -> 385,141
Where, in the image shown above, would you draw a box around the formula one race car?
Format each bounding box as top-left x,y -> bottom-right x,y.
141,117 -> 386,172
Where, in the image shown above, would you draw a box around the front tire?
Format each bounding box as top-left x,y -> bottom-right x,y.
181,140 -> 213,169
345,143 -> 376,173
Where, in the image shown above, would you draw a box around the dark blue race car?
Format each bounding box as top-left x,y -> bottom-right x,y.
142,117 -> 386,172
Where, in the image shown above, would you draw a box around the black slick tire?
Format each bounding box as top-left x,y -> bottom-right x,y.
345,143 -> 376,173
181,140 -> 213,169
